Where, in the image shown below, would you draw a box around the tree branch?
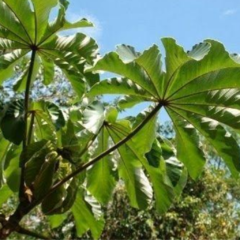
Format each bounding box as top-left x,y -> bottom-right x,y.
25,102 -> 162,213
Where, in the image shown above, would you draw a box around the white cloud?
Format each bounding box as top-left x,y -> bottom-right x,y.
223,9 -> 237,16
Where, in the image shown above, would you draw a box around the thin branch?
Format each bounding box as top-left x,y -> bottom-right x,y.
17,226 -> 51,240
25,102 -> 162,213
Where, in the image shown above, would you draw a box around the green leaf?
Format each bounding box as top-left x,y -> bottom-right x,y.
170,91 -> 240,133
24,140 -> 55,186
88,38 -> 240,178
45,177 -> 79,215
48,214 -> 67,229
118,95 -> 151,109
128,109 -> 186,213
87,128 -> 116,204
39,50 -> 87,98
58,65 -> 86,99
136,44 -> 164,97
31,0 -> 58,43
167,109 -> 206,180
4,145 -> 21,192
13,54 -> 41,92
59,120 -> 81,163
0,132 -> 10,187
0,38 -> 27,50
164,40 -> 240,98
107,120 -> 153,209
42,185 -> 67,215
161,38 -> 191,91
59,0 -> 69,9
146,138 -> 187,213
88,77 -> 152,99
116,44 -> 140,63
0,1 -> 32,43
0,50 -> 29,85
82,102 -> 105,134
61,18 -> 93,31
145,139 -> 162,168
0,100 -> 25,145
41,55 -> 55,85
132,106 -> 158,154
31,101 -> 57,142
33,152 -> 60,199
72,190 -> 104,239
105,107 -> 118,123
41,33 -> 98,63
0,0 -> 98,94
170,107 -> 240,178
55,177 -> 79,213
47,102 -> 66,130
172,89 -> 240,111
0,184 -> 12,208
87,52 -> 158,97
3,0 -> 35,42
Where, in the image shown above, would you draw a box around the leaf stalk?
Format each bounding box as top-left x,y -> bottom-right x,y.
19,49 -> 36,201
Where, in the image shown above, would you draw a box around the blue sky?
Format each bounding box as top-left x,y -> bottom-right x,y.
67,0 -> 240,122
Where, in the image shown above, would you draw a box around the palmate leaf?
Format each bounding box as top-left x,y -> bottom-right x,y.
87,38 -> 240,178
107,109 -> 187,213
83,103 -> 154,209
0,0 -> 99,100
83,103 -> 186,213
0,0 -> 99,147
